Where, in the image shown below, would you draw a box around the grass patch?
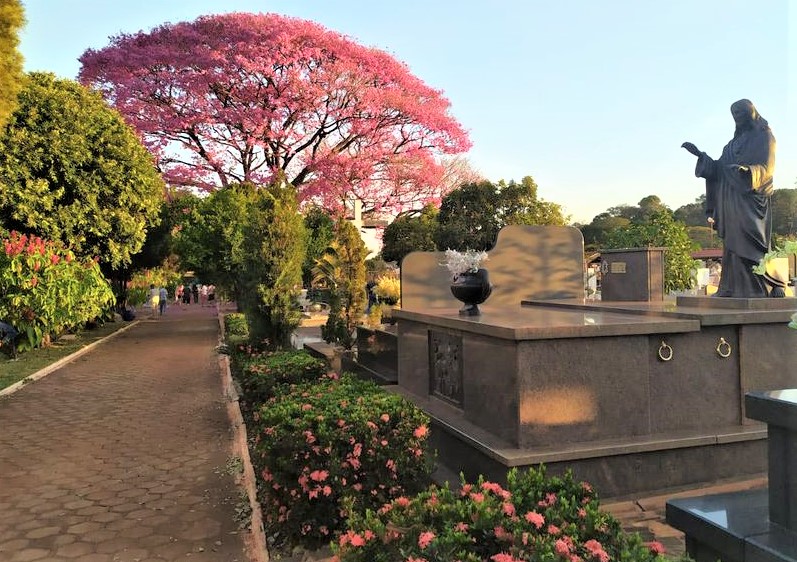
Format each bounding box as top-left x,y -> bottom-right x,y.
0,320 -> 131,391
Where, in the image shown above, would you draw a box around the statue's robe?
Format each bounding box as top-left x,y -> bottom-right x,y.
695,124 -> 775,297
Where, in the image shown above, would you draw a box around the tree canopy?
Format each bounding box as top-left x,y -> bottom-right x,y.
78,12 -> 470,214
0,0 -> 24,129
0,72 -> 165,270
435,177 -> 567,251
381,204 -> 439,264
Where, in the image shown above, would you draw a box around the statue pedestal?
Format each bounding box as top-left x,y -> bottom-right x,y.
666,390 -> 797,562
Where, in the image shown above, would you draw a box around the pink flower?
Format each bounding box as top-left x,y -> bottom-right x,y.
524,511 -> 545,529
418,531 -> 436,549
414,425 -> 429,438
538,492 -> 557,507
494,526 -> 512,541
301,403 -> 312,411
395,496 -> 410,507
491,554 -> 520,562
380,413 -> 390,422
349,532 -> 365,547
460,484 -> 473,496
454,522 -> 469,532
547,524 -> 561,535
322,485 -> 332,496
646,541 -> 666,554
482,481 -> 510,499
366,421 -> 377,430
502,502 -> 516,517
406,558 -> 428,562
469,492 -> 485,503
584,540 -> 609,562
555,538 -> 571,556
309,469 -> 329,481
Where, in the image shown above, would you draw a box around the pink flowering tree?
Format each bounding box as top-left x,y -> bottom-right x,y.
78,13 -> 471,214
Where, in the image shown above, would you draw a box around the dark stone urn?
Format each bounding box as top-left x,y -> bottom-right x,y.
450,268 -> 492,316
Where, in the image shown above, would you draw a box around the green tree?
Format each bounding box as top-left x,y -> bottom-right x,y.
319,219 -> 367,350
771,188 -> 797,238
499,176 -> 569,226
381,204 -> 439,264
687,225 -> 722,249
0,72 -> 165,269
578,213 -> 631,251
605,209 -> 697,292
674,195 -> 709,227
302,206 -> 335,287
0,0 -> 24,128
240,181 -> 306,349
435,176 -> 566,251
175,187 -> 253,306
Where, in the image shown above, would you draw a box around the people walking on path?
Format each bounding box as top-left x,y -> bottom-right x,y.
159,286 -> 168,316
0,305 -> 249,561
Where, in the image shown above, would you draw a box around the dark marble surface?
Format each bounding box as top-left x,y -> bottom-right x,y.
746,390 -> 797,430
523,298 -> 797,326
668,488 -> 797,562
394,305 -> 699,340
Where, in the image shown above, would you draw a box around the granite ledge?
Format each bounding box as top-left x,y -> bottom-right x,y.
523,298 -> 797,327
393,305 -> 700,341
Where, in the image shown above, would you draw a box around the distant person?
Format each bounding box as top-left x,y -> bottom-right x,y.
149,284 -> 160,318
182,283 -> 192,304
207,285 -> 216,305
200,284 -> 208,306
175,284 -> 183,304
682,99 -> 775,297
159,286 -> 168,316
191,284 -> 199,304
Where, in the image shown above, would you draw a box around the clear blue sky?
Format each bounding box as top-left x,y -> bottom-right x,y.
18,0 -> 797,223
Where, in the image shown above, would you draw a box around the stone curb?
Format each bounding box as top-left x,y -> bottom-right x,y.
0,319 -> 140,399
217,310 -> 270,562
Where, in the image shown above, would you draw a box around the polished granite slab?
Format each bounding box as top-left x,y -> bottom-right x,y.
668,489 -> 797,562
522,298 -> 797,326
746,390 -> 797,431
394,304 -> 699,340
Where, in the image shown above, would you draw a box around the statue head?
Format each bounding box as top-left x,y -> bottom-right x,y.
731,99 -> 768,136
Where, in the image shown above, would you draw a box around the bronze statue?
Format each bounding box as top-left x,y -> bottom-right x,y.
682,99 -> 776,297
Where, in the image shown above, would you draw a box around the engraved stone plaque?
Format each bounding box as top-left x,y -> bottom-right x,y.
428,330 -> 463,407
610,262 -> 627,274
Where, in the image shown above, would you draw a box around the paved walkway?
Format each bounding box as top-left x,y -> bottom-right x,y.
0,303 -> 249,562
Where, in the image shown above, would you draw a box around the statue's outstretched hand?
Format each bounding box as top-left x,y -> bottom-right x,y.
681,142 -> 701,156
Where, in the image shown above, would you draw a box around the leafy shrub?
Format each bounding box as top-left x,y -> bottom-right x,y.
373,274 -> 400,305
250,374 -> 434,549
237,349 -> 327,408
335,466 -> 670,562
126,267 -> 182,306
0,231 -> 115,350
225,313 -> 249,338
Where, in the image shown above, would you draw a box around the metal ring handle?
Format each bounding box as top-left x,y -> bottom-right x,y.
658,341 -> 673,362
716,337 -> 732,358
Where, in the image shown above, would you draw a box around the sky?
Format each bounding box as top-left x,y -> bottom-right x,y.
17,0 -> 797,224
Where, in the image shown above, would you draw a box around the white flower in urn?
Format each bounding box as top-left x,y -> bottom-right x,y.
441,249 -> 489,281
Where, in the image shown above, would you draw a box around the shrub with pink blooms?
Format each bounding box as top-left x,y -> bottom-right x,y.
334,466 -> 682,562
234,349 -> 328,411
249,374 -> 434,549
0,230 -> 114,351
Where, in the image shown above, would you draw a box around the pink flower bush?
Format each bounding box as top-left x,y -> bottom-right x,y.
247,374 -> 433,549
334,467 -> 672,562
0,231 -> 114,351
